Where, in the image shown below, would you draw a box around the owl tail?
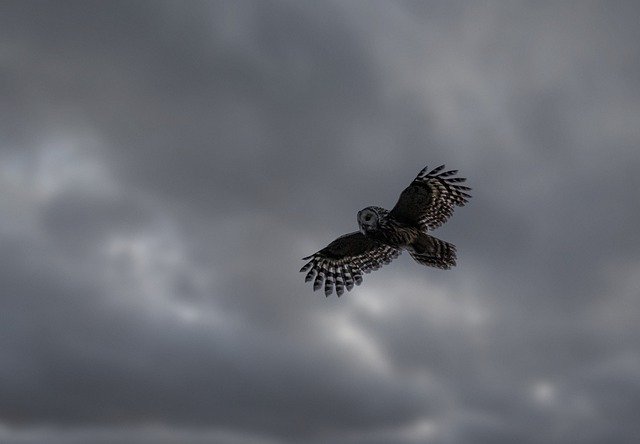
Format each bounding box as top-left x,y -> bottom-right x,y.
409,233 -> 457,269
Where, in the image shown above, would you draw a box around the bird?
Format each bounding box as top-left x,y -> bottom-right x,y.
300,165 -> 471,296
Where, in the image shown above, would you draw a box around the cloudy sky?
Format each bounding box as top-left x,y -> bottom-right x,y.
1,1 -> 640,443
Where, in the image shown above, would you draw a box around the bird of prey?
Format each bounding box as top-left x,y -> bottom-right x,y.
300,165 -> 471,296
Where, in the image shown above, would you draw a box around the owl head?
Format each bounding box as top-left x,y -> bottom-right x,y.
357,207 -> 381,234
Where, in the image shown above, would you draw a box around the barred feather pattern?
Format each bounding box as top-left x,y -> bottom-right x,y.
300,238 -> 400,297
408,236 -> 457,269
413,165 -> 472,230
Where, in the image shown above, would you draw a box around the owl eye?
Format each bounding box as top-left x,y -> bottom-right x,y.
364,214 -> 372,221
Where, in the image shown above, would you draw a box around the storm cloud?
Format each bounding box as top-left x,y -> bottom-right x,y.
1,1 -> 640,443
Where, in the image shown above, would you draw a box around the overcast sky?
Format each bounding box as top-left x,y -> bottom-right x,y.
1,1 -> 640,443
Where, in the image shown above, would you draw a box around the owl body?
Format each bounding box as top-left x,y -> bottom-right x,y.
357,206 -> 420,248
301,165 -> 471,296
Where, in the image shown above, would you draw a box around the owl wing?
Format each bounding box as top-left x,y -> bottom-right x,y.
389,165 -> 471,231
300,232 -> 400,297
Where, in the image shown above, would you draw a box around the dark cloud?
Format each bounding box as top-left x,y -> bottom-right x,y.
1,1 -> 640,443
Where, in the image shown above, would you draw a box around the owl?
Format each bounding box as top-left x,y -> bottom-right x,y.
300,165 -> 471,296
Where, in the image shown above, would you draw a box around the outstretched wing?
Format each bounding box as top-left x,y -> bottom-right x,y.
300,232 -> 400,297
389,165 -> 471,231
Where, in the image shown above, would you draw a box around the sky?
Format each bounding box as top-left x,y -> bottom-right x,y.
1,1 -> 640,443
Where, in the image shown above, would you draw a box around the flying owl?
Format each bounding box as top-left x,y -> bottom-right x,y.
300,165 -> 471,296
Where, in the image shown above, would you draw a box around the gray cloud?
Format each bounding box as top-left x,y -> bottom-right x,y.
1,1 -> 640,443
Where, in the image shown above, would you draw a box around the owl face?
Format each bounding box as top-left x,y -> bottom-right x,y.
357,207 -> 380,234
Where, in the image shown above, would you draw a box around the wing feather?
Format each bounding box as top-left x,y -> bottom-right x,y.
300,232 -> 400,296
389,165 -> 471,231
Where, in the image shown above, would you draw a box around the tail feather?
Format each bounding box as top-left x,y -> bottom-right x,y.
409,233 -> 457,269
